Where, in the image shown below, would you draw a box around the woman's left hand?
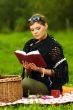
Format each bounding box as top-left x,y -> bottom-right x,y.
29,63 -> 39,71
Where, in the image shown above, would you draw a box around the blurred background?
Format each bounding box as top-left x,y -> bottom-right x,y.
0,0 -> 73,32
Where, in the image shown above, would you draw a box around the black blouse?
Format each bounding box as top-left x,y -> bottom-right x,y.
22,35 -> 69,93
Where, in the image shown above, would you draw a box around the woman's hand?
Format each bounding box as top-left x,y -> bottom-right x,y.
22,61 -> 31,71
29,63 -> 39,71
22,61 -> 38,71
22,61 -> 46,76
29,63 -> 46,77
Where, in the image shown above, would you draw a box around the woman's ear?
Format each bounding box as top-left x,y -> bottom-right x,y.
45,23 -> 48,30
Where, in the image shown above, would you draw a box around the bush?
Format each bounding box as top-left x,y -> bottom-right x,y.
15,17 -> 27,32
1,26 -> 11,33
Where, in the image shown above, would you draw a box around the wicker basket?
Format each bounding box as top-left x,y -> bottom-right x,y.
0,75 -> 23,102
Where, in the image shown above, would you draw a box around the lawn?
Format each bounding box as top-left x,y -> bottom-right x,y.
0,30 -> 73,109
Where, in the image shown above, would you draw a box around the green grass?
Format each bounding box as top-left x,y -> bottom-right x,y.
0,31 -> 73,109
0,32 -> 32,75
0,103 -> 73,110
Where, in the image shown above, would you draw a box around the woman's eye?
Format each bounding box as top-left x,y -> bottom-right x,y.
30,29 -> 34,31
30,27 -> 41,32
36,27 -> 41,30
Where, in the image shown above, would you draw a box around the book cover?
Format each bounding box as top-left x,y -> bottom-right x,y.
14,50 -> 47,67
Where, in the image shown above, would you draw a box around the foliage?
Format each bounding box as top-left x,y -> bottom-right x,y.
0,0 -> 73,31
15,17 -> 26,32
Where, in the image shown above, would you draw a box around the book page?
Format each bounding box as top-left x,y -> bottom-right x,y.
27,50 -> 40,55
15,50 -> 26,55
15,50 -> 40,55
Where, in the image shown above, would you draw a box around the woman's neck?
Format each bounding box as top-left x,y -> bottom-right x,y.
38,34 -> 47,42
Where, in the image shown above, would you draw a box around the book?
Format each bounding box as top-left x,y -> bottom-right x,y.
14,50 -> 47,67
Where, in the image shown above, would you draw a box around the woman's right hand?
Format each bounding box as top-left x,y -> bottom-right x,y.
22,61 -> 31,71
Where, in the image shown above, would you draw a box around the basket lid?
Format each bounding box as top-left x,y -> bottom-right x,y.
0,75 -> 22,82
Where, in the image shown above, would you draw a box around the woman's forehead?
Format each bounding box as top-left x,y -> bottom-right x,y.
30,22 -> 44,28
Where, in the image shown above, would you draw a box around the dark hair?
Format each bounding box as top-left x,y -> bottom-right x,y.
28,14 -> 47,26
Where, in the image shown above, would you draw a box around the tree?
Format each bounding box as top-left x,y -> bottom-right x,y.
0,0 -> 73,31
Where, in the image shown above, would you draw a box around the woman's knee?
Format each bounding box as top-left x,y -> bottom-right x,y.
22,78 -> 49,96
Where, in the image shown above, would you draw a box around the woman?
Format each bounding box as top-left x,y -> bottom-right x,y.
22,14 -> 69,97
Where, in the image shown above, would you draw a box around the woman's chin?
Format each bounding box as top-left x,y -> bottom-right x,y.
35,36 -> 41,40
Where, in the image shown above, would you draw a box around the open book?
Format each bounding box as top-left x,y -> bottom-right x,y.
14,50 -> 47,67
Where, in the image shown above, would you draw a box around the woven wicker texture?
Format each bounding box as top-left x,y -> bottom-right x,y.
0,75 -> 23,102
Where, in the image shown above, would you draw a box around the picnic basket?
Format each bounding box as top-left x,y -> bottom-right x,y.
0,75 -> 23,102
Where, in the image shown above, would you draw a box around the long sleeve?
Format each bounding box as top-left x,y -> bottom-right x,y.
49,44 -> 69,85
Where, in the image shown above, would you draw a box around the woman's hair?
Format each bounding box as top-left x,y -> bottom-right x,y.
28,13 -> 47,26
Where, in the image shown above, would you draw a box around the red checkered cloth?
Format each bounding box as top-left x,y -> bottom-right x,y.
0,92 -> 73,106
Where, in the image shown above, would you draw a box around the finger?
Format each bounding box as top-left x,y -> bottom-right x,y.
25,61 -> 29,65
29,64 -> 36,70
22,60 -> 24,64
22,61 -> 28,68
30,63 -> 35,67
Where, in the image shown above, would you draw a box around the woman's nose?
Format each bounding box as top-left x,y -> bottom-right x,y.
34,29 -> 38,34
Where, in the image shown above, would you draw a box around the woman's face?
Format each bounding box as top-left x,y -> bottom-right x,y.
29,22 -> 48,41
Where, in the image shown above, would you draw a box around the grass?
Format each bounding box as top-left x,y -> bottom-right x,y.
0,30 -> 73,109
0,103 -> 73,110
0,32 -> 32,75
